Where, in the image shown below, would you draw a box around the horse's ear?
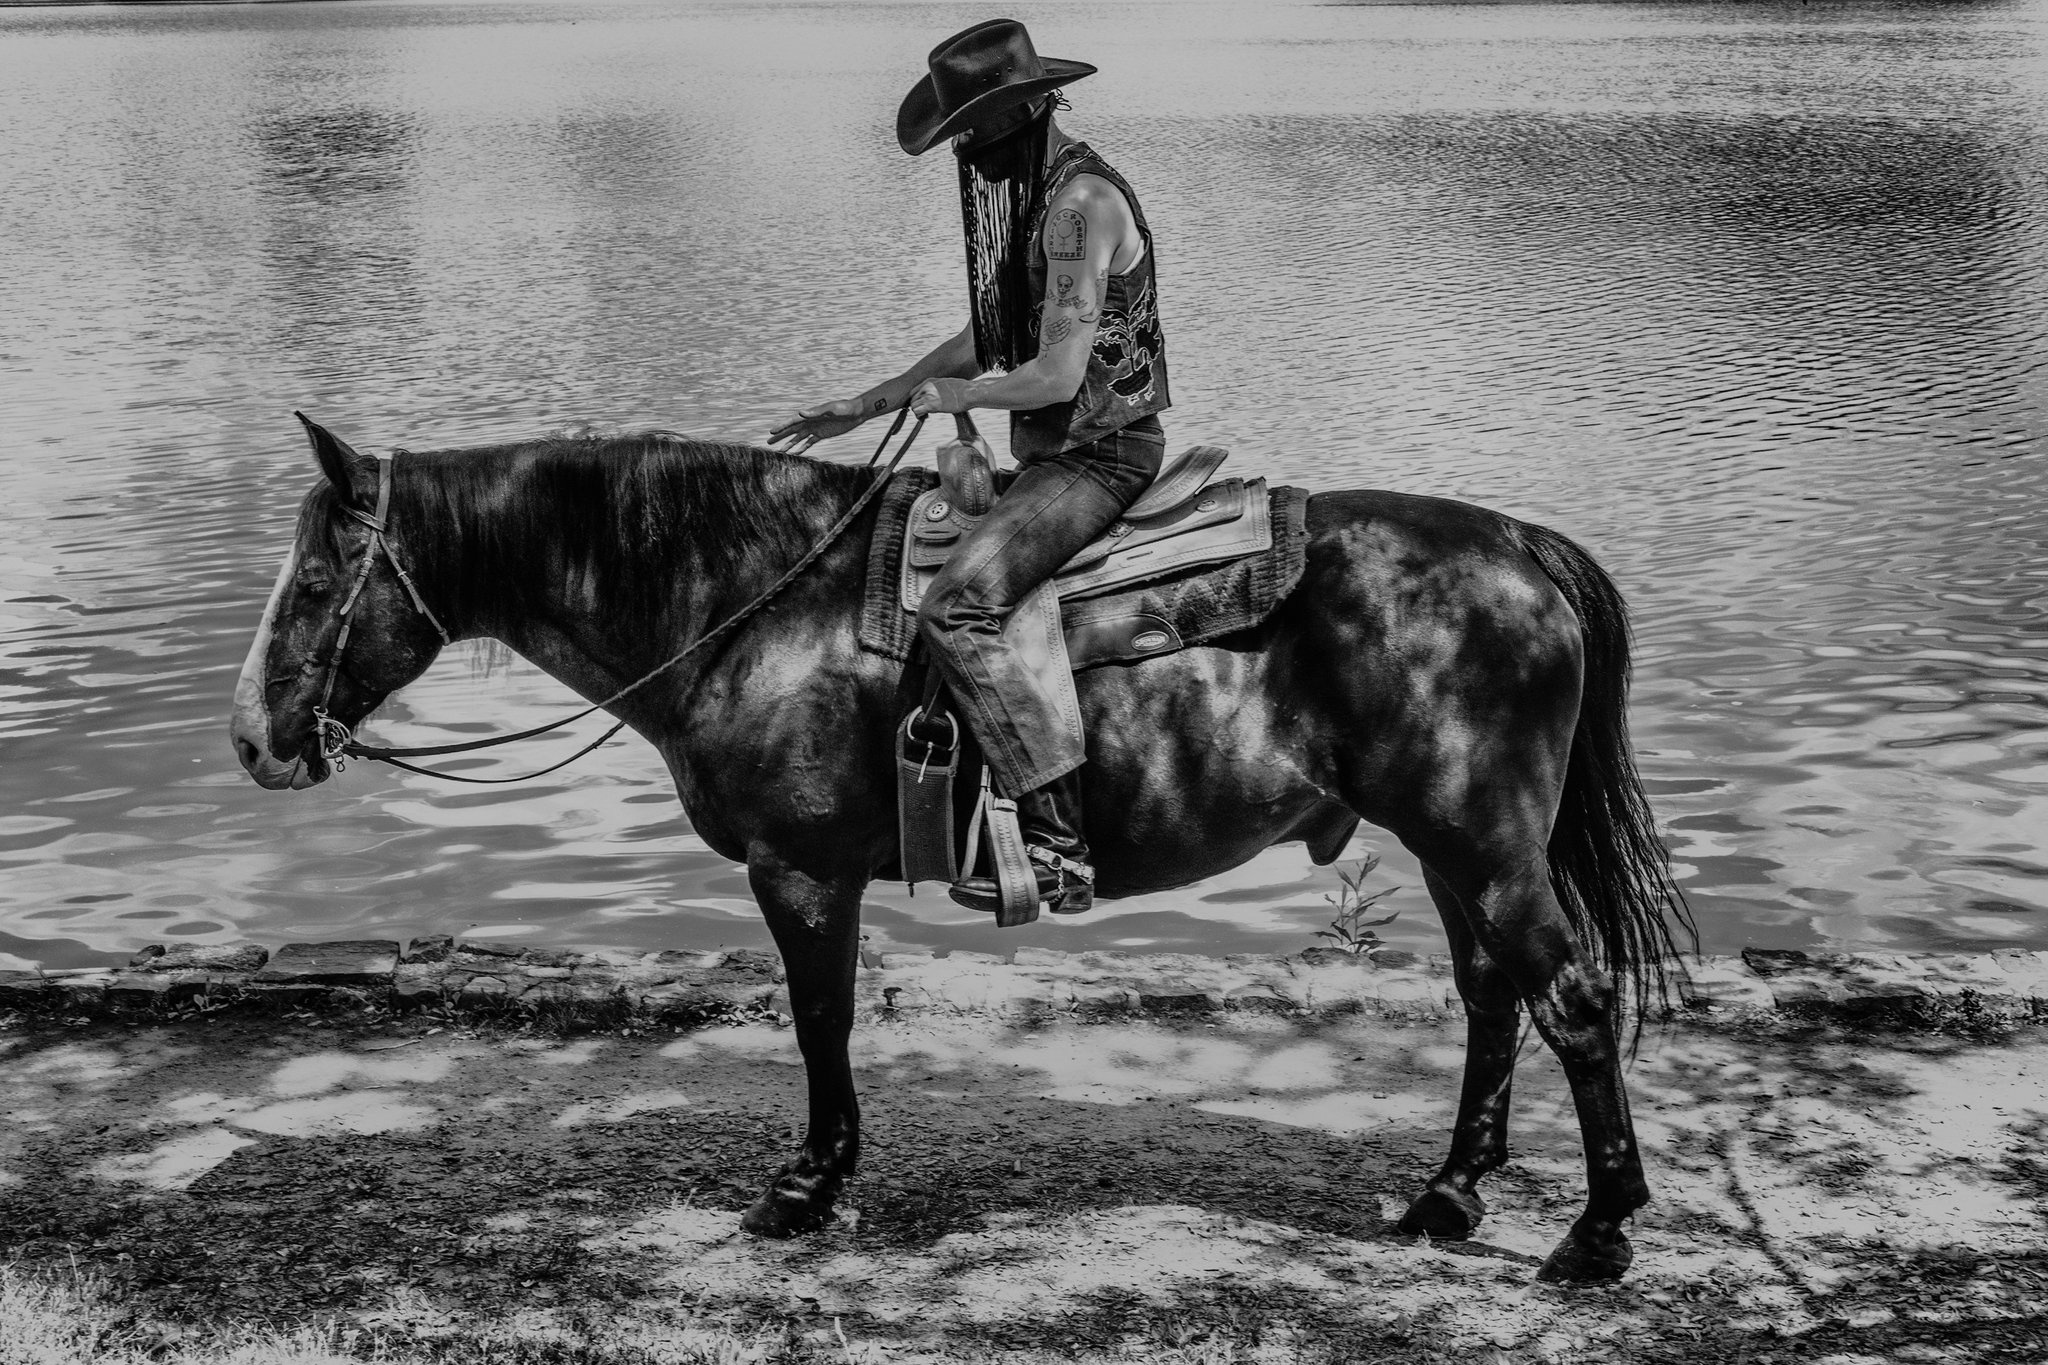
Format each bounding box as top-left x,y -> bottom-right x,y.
295,411 -> 377,506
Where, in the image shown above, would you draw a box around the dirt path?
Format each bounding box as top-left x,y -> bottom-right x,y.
3,1009 -> 2045,1362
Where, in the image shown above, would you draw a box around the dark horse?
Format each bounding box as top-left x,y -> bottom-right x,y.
230,419 -> 1690,1282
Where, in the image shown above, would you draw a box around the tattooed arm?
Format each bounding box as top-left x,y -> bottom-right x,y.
910,178 -> 1131,416
769,324 -> 978,453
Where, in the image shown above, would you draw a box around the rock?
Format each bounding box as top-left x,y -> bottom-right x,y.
128,942 -> 268,974
1678,959 -> 1774,1010
1068,984 -> 1136,1016
1764,971 -> 1844,1008
253,940 -> 399,987
878,951 -> 935,970
105,972 -> 176,1007
240,983 -> 335,1010
401,934 -> 454,963
0,971 -> 52,1010
1374,972 -> 1443,1008
1370,949 -> 1422,970
1740,947 -> 1813,977
391,965 -> 448,1010
48,975 -> 114,1009
1011,947 -> 1069,967
1136,981 -> 1222,1013
455,975 -> 511,1006
1223,983 -> 1291,1014
720,948 -> 785,981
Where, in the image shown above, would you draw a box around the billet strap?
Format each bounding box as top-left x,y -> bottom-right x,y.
897,704 -> 960,886
984,794 -> 1041,928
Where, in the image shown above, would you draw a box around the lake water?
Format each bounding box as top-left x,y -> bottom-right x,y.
3,0 -> 2046,971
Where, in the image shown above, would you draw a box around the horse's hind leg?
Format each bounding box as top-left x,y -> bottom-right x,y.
1397,867 -> 1522,1241
1429,852 -> 1648,1281
738,855 -> 863,1238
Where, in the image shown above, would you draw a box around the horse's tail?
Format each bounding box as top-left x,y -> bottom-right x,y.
1516,520 -> 1696,1042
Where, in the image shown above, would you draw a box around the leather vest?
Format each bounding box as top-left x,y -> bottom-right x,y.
1003,143 -> 1171,462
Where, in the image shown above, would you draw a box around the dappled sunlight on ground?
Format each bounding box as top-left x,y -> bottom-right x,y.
1,1012 -> 2044,1360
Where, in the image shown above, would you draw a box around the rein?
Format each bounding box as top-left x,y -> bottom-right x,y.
313,411 -> 927,784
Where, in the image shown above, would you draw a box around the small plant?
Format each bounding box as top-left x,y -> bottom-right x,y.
1315,853 -> 1400,957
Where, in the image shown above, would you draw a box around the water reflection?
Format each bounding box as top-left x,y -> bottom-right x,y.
0,0 -> 2043,970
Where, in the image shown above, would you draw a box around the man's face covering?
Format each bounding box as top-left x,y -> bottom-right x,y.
955,104 -> 1043,184
956,101 -> 1051,371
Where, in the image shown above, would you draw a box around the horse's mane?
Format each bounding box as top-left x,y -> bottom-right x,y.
387,431 -> 875,633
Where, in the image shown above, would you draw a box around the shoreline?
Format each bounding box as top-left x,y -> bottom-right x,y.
5,935 -> 2046,1029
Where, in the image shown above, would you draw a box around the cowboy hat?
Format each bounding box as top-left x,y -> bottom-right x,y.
897,18 -> 1096,156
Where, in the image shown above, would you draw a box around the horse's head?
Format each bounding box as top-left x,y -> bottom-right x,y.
229,414 -> 450,790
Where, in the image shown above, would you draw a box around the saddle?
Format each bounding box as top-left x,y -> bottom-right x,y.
886,417 -> 1299,928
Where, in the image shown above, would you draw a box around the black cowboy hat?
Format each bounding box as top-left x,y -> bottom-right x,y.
897,18 -> 1096,156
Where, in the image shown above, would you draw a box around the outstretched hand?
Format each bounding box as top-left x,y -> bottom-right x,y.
769,398 -> 872,454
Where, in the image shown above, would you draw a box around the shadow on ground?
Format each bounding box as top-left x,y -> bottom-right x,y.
2,1009 -> 2045,1362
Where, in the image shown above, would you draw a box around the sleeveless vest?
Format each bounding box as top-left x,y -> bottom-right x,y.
998,143 -> 1171,462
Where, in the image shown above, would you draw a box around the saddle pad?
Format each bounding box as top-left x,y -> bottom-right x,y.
859,468 -> 1312,673
904,478 -> 1270,611
909,477 -> 1249,578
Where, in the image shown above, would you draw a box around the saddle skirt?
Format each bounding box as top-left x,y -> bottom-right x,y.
859,454 -> 1312,675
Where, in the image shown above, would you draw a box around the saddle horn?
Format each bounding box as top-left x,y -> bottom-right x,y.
937,412 -> 998,517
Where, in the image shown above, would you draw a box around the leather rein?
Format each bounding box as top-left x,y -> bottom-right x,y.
305,411 -> 927,784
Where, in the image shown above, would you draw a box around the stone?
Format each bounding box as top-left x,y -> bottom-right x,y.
1223,984 -> 1291,1014
720,948 -> 785,982
1136,981 -> 1222,1013
0,971 -> 52,1010
1370,949 -> 1423,970
1068,984 -> 1136,1016
1741,947 -> 1813,977
878,951 -> 935,970
1916,954 -> 2020,999
253,940 -> 399,987
400,934 -> 453,963
128,942 -> 269,973
455,975 -> 511,1006
240,983 -> 336,1010
1763,971 -> 1845,1008
1678,960 -> 1774,1010
105,972 -> 176,1007
1374,972 -> 1444,1008
945,950 -> 1005,966
391,966 -> 448,1009
47,975 -> 114,1009
1011,947 -> 1069,967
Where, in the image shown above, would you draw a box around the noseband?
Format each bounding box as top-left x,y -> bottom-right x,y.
309,453 -> 451,768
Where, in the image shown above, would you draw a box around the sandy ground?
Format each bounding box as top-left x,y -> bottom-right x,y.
3,1009 -> 2046,1363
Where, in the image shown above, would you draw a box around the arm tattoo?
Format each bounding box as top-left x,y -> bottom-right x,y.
873,397 -> 888,412
1045,316 -> 1075,345
1047,208 -> 1086,260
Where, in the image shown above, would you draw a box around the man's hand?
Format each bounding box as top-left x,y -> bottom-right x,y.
909,378 -> 973,417
769,398 -> 870,454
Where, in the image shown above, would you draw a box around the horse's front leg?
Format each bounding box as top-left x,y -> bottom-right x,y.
738,855 -> 864,1238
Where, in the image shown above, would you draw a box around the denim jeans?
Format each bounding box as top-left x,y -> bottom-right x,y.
917,417 -> 1164,796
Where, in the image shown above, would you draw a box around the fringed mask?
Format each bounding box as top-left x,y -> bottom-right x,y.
957,99 -> 1052,373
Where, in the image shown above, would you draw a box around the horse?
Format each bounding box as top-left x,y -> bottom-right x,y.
229,416 -> 1691,1282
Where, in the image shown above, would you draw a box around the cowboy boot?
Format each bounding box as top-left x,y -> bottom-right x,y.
949,770 -> 1095,916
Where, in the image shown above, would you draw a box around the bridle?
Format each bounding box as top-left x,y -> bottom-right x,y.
289,410 -> 928,785
305,452 -> 452,771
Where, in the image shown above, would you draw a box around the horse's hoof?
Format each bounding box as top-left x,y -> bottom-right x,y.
1536,1228 -> 1633,1282
739,1179 -> 835,1239
1397,1186 -> 1486,1240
